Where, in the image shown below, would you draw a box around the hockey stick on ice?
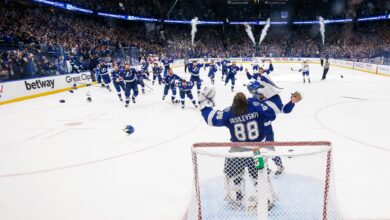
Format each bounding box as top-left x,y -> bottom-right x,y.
144,81 -> 154,91
73,82 -> 101,88
290,67 -> 300,72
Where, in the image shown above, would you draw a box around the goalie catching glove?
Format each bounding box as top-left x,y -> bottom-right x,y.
291,91 -> 302,104
198,86 -> 216,110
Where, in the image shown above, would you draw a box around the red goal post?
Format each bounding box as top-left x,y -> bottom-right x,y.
189,141 -> 339,220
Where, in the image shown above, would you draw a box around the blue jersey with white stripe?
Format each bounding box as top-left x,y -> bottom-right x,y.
178,81 -> 194,91
96,64 -> 109,75
227,65 -> 243,76
188,63 -> 204,77
260,95 -> 295,122
123,68 -> 137,82
161,59 -> 173,69
111,68 -> 124,81
221,60 -> 231,70
247,63 -> 274,80
201,99 -> 277,142
141,63 -> 149,72
163,74 -> 181,86
206,63 -> 218,75
152,66 -> 162,75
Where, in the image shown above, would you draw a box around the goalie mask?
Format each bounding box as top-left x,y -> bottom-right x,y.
247,79 -> 281,100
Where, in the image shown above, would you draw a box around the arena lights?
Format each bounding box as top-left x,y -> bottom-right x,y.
164,20 -> 191,24
127,16 -> 158,22
65,4 -> 93,14
97,12 -> 128,20
163,20 -> 223,25
32,0 -> 65,8
31,0 -> 390,25
294,18 -> 354,25
358,15 -> 389,22
32,0 -> 92,14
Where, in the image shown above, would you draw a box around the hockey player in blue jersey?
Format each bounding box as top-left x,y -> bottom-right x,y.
95,61 -> 111,91
205,60 -> 218,84
177,79 -> 198,109
225,61 -> 243,91
140,60 -> 150,79
152,63 -> 163,85
161,57 -> 173,76
162,68 -> 181,103
136,68 -> 148,94
123,63 -> 139,107
247,80 -> 302,175
221,58 -> 231,81
111,63 -> 125,101
187,60 -> 205,95
246,61 -> 274,81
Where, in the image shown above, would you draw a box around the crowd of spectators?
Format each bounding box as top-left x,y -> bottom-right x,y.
0,1 -> 390,81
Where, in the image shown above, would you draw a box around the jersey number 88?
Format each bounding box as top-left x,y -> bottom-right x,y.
234,121 -> 259,141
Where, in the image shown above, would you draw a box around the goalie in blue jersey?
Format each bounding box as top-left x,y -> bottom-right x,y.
198,84 -> 301,208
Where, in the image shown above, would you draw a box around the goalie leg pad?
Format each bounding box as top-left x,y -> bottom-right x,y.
224,175 -> 246,205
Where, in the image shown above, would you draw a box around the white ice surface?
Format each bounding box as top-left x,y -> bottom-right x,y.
0,63 -> 390,220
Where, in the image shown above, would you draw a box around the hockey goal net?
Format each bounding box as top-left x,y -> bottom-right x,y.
188,141 -> 339,220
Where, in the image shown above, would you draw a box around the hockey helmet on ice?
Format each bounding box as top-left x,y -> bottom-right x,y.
123,125 -> 135,135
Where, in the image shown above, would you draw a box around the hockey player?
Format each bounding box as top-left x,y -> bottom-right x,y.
205,60 -> 218,84
177,79 -> 198,109
95,61 -> 111,91
198,86 -> 301,208
162,68 -> 181,103
123,63 -> 139,107
140,60 -> 150,79
187,60 -> 204,95
220,58 -> 231,81
246,61 -> 274,81
299,60 -> 311,83
136,67 -> 148,94
152,62 -> 163,85
161,56 -> 173,76
247,80 -> 302,175
111,63 -> 125,101
225,61 -> 243,91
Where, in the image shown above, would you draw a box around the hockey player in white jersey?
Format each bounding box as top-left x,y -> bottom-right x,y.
299,60 -> 311,83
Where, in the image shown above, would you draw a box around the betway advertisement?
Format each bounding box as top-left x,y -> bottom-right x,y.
0,72 -> 92,104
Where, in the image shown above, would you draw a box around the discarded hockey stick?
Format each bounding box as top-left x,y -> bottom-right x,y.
144,81 -> 154,91
341,96 -> 368,101
73,82 -> 101,88
290,67 -> 300,72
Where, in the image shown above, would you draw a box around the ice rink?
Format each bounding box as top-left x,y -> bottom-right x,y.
0,62 -> 390,220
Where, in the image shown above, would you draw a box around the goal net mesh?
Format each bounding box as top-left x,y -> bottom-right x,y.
188,141 -> 339,220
